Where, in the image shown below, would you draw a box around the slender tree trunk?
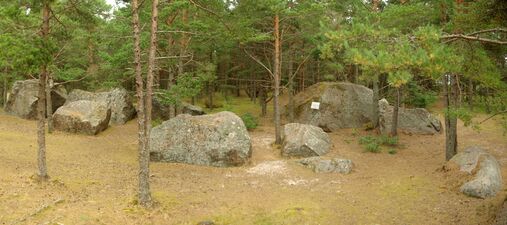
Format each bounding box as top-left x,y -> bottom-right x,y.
354,64 -> 359,84
288,51 -> 295,123
132,0 -> 152,207
273,14 -> 282,145
390,87 -> 401,137
2,75 -> 7,108
372,75 -> 380,128
37,1 -> 50,180
45,74 -> 54,133
468,79 -> 473,110
172,9 -> 188,117
444,74 -> 458,161
260,88 -> 267,117
207,82 -> 214,109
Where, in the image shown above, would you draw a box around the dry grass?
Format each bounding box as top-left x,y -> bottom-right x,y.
0,105 -> 506,224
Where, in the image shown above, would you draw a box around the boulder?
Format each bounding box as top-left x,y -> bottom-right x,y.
448,146 -> 502,198
281,123 -> 331,158
66,88 -> 135,125
4,79 -> 66,119
298,157 -> 353,174
179,102 -> 205,116
149,111 -> 252,167
153,98 -> 205,121
378,99 -> 441,135
53,100 -> 111,135
288,82 -> 374,131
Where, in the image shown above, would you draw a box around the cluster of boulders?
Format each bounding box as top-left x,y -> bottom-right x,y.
4,80 -> 136,135
4,80 -> 502,200
289,82 -> 442,135
4,79 -> 66,120
52,88 -> 136,135
280,122 -> 354,174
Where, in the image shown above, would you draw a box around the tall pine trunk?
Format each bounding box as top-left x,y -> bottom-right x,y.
45,74 -> 54,133
288,51 -> 295,123
371,75 -> 380,128
444,74 -> 458,161
390,87 -> 400,137
2,75 -> 7,108
132,0 -> 151,207
273,14 -> 282,145
142,0 -> 159,207
37,1 -> 50,180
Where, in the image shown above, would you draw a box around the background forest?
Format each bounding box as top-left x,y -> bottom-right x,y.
1,0 -> 506,122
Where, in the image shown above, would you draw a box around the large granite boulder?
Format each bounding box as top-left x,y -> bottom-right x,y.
4,79 -> 66,119
281,123 -> 331,158
378,99 -> 441,135
66,88 -> 135,125
298,157 -> 353,174
288,82 -> 374,131
153,97 -> 205,121
448,146 -> 502,198
53,100 -> 111,135
149,111 -> 252,167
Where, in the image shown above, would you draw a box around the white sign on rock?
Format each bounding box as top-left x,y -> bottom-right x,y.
311,102 -> 320,110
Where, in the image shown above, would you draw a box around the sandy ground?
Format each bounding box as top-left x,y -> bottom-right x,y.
1,108 -> 507,225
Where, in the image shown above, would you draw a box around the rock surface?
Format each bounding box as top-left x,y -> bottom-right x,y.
152,98 -> 205,121
149,111 -> 252,167
378,99 -> 441,135
4,79 -> 67,119
53,100 -> 111,135
288,82 -> 374,131
281,123 -> 331,158
298,157 -> 353,174
66,88 -> 135,125
448,146 -> 502,198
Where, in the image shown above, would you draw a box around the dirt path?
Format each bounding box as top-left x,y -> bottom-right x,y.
0,110 -> 506,225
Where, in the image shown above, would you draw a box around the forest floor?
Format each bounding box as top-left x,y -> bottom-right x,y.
1,97 -> 507,225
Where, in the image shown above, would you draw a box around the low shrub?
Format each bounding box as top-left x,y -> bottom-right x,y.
241,113 -> 258,130
358,135 -> 399,153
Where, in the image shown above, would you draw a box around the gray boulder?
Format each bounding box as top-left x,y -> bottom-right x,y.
67,88 -> 135,125
179,102 -> 205,116
449,146 -> 502,198
153,97 -> 205,121
298,157 -> 353,174
53,100 -> 111,135
288,82 -> 373,131
149,111 -> 252,167
4,79 -> 66,119
282,123 -> 331,158
378,99 -> 441,135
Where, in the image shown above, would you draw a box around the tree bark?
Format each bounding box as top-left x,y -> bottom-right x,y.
390,87 -> 400,137
273,14 -> 282,145
260,88 -> 267,117
132,0 -> 152,207
45,74 -> 54,133
288,51 -> 295,123
371,75 -> 380,128
444,74 -> 458,161
468,79 -> 473,110
2,75 -> 7,108
37,0 -> 50,180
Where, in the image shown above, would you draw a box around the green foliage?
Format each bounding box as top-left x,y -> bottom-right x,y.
358,135 -> 398,153
241,113 -> 258,130
388,148 -> 397,155
159,63 -> 216,106
403,82 -> 437,108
